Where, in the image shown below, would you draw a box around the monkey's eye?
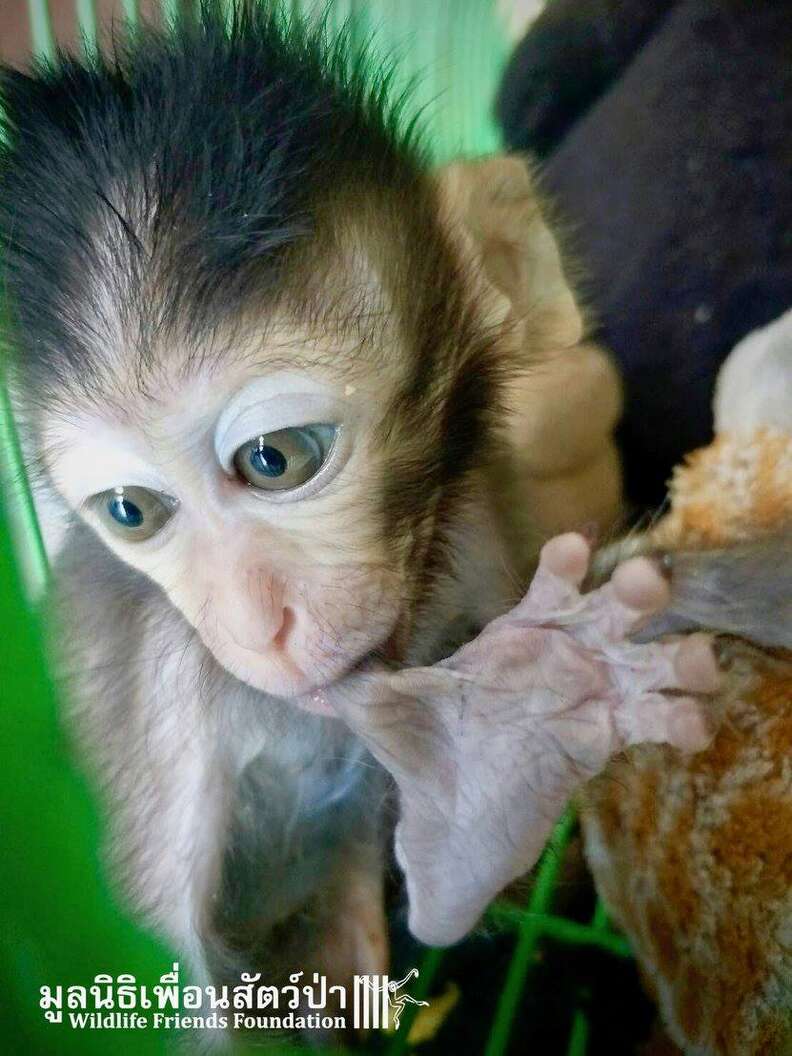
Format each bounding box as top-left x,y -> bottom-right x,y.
233,425 -> 336,493
93,486 -> 179,541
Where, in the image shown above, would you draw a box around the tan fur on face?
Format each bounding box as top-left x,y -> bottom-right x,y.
44,315 -> 422,698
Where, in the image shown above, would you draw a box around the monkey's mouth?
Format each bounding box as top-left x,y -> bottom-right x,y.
352,628 -> 403,670
295,628 -> 403,716
331,627 -> 402,685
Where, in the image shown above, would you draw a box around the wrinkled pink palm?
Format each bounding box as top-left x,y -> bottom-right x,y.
328,533 -> 719,946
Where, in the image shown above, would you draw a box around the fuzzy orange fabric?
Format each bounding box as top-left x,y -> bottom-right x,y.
582,429 -> 792,1055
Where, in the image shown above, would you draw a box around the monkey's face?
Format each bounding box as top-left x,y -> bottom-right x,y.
45,325 -> 426,705
0,0 -> 582,721
32,170 -> 507,712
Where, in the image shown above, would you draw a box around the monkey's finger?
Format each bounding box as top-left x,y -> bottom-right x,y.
517,532 -> 590,615
575,556 -> 671,644
539,532 -> 591,585
617,692 -> 715,754
614,634 -> 722,696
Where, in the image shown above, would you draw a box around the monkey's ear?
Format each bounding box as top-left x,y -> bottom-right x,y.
435,155 -> 584,349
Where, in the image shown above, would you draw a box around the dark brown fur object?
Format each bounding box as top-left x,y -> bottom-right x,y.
498,0 -> 792,508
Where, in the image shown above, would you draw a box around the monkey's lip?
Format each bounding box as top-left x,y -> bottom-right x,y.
352,621 -> 407,677
352,628 -> 402,669
327,622 -> 403,680
294,629 -> 402,715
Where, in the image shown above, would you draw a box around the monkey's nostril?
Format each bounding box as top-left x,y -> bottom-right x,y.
273,606 -> 295,651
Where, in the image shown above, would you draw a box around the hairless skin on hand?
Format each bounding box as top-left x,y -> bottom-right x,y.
323,533 -> 721,947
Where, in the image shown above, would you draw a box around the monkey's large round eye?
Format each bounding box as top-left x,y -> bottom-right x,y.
94,486 -> 179,541
233,425 -> 336,493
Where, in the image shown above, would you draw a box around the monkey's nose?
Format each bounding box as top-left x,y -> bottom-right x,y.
244,604 -> 297,656
271,606 -> 296,652
221,605 -> 294,655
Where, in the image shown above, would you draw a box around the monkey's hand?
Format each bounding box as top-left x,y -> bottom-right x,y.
332,533 -> 720,947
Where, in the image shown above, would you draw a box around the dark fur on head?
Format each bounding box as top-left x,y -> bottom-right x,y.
0,0 -> 510,633
0,0 -> 430,399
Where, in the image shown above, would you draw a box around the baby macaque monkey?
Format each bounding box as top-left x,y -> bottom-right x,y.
0,0 -> 718,1031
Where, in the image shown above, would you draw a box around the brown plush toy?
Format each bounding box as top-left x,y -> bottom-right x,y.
582,312 -> 792,1055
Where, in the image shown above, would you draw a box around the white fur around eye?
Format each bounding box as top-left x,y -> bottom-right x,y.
213,375 -> 350,472
47,422 -> 171,507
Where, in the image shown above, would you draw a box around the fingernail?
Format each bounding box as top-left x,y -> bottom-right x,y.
576,521 -> 599,544
713,638 -> 735,670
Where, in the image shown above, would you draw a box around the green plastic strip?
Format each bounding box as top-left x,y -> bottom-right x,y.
487,905 -> 632,960
300,0 -> 508,164
122,0 -> 140,28
485,807 -> 578,1056
76,0 -> 99,55
160,0 -> 183,29
0,384 -> 49,598
561,896 -> 628,1055
26,0 -> 56,62
566,1007 -> 590,1056
592,899 -> 609,931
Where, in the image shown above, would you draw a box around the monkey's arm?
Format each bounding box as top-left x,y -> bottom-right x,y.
331,533 -> 719,946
